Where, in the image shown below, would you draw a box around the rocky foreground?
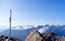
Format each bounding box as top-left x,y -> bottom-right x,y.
25,30 -> 65,41
0,35 -> 20,41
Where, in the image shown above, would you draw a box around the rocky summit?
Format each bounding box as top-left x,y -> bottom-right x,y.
25,30 -> 65,41
25,30 -> 45,41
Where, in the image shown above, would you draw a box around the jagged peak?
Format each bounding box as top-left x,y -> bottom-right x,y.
25,30 -> 45,41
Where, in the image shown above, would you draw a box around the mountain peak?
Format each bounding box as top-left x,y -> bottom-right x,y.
25,30 -> 44,41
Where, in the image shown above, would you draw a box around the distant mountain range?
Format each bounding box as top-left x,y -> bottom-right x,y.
0,25 -> 65,41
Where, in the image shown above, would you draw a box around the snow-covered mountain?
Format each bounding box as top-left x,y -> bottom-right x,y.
48,25 -> 65,36
38,25 -> 65,36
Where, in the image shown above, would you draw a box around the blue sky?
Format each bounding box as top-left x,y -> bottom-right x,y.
0,0 -> 65,26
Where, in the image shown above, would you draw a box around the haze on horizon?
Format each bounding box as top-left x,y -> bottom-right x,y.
0,0 -> 65,26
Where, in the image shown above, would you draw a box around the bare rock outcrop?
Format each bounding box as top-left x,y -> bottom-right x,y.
25,30 -> 45,41
0,35 -> 20,41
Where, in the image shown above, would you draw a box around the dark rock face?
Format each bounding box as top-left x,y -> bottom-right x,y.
0,35 -> 20,41
25,30 -> 65,41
